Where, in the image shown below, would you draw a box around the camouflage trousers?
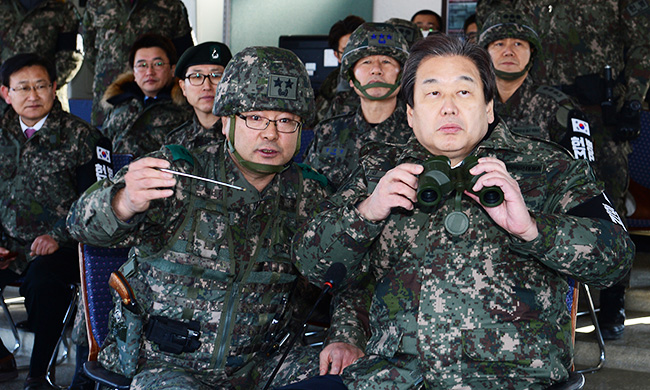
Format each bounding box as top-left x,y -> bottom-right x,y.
129,344 -> 320,390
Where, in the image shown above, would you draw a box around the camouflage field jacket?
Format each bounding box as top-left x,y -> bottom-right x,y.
294,121 -> 635,389
305,103 -> 412,191
0,101 -> 101,273
67,142 -> 331,381
0,0 -> 81,87
166,114 -> 224,152
101,72 -> 192,157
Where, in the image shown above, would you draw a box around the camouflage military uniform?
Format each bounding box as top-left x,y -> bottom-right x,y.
101,72 -> 192,156
0,100 -> 102,273
478,9 -> 593,160
82,0 -> 193,126
305,104 -> 411,191
166,114 -> 224,151
313,67 -> 344,125
0,0 -> 82,113
495,77 -> 573,141
66,141 -> 329,389
294,121 -> 635,389
476,0 -> 650,215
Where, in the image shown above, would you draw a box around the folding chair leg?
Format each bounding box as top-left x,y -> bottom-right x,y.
576,284 -> 606,374
0,286 -> 21,354
46,284 -> 79,389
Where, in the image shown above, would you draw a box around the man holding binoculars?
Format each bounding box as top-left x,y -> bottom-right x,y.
289,34 -> 634,389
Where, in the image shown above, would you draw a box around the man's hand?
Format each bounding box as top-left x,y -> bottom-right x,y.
30,235 -> 59,257
466,157 -> 538,241
112,157 -> 176,222
0,247 -> 18,270
319,342 -> 365,375
357,163 -> 423,222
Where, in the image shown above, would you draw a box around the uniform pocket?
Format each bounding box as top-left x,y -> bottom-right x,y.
189,209 -> 227,259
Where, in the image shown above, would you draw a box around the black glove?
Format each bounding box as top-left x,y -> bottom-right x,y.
616,99 -> 642,141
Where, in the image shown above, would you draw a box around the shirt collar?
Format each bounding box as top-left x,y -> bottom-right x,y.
20,114 -> 49,133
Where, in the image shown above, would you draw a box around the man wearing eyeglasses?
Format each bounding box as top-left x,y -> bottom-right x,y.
101,33 -> 192,157
0,53 -> 107,389
166,41 -> 232,150
67,46 -> 339,389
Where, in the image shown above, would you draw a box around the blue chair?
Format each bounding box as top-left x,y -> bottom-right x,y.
627,111 -> 650,230
294,128 -> 314,163
79,244 -> 131,390
78,152 -> 134,389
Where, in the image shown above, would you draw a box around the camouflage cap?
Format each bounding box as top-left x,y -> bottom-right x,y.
478,9 -> 542,55
340,22 -> 410,80
385,18 -> 423,48
174,41 -> 232,79
212,46 -> 315,122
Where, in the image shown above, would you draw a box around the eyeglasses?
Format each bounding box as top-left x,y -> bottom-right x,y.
134,61 -> 169,72
9,83 -> 53,97
237,114 -> 302,134
185,72 -> 223,86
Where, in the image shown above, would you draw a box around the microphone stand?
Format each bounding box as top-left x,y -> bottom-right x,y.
262,284 -> 333,390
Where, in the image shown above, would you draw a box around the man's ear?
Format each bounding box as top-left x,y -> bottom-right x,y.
0,85 -> 10,105
221,116 -> 229,137
486,99 -> 495,124
179,79 -> 187,97
406,104 -> 414,128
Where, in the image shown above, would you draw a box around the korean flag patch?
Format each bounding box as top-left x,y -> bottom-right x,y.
97,146 -> 111,163
571,118 -> 591,136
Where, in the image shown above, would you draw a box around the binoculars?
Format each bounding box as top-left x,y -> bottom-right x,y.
417,156 -> 504,208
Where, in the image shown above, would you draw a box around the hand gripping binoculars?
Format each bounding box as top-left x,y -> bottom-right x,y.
417,155 -> 504,208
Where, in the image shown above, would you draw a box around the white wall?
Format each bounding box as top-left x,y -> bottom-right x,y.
373,0 -> 443,22
181,0 -> 225,44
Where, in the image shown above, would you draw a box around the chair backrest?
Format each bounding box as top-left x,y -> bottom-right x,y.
294,129 -> 314,163
113,153 -> 134,173
79,244 -> 131,360
626,111 -> 650,229
629,111 -> 650,188
79,153 -> 134,360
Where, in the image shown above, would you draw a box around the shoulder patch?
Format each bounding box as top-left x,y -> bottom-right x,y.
535,85 -> 572,106
296,163 -> 328,188
164,144 -> 194,167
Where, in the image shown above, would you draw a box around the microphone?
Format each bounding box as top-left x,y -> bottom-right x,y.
322,262 -> 347,292
263,263 -> 347,390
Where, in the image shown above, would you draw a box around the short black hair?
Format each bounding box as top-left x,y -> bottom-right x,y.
401,34 -> 496,108
128,33 -> 178,68
0,53 -> 56,87
410,9 -> 444,31
463,14 -> 477,33
328,15 -> 366,51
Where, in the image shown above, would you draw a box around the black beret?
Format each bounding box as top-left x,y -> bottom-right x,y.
174,41 -> 232,78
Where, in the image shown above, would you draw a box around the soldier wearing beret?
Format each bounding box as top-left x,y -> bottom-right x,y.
290,34 -> 634,389
67,46 -> 336,390
166,41 -> 232,150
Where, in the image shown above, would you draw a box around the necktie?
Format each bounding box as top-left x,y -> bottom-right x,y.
25,128 -> 36,139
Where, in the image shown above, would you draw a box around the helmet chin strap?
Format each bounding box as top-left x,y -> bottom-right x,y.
226,115 -> 299,174
494,59 -> 534,81
351,72 -> 402,101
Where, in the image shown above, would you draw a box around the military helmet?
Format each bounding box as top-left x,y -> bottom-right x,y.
478,9 -> 542,55
385,18 -> 423,49
340,22 -> 410,80
213,46 -> 315,123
